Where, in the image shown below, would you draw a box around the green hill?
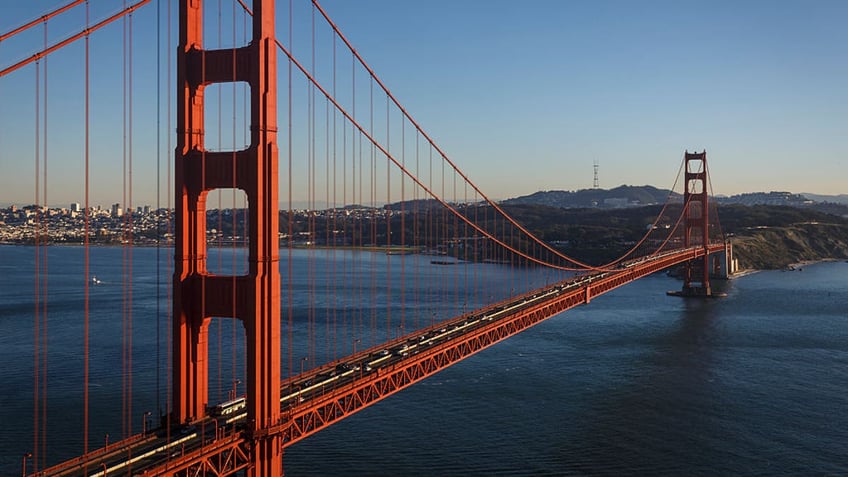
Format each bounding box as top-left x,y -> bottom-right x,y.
502,185 -> 677,209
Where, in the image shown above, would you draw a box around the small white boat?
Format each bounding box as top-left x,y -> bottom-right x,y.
91,276 -> 102,285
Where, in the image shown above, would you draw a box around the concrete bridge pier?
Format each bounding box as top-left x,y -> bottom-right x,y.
710,241 -> 738,279
668,241 -> 735,298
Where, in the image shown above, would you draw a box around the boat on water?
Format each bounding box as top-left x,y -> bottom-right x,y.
91,276 -> 102,285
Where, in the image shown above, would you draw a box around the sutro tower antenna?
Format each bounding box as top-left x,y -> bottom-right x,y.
593,159 -> 599,189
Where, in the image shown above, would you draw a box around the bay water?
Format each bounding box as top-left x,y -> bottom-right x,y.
1,245 -> 846,475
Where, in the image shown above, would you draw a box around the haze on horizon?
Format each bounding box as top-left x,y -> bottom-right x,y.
0,0 -> 845,208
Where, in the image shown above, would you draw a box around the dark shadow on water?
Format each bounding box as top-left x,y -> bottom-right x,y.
553,295 -> 733,475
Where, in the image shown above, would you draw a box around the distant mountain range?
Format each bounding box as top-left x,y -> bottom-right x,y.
500,186 -> 848,213
801,193 -> 848,205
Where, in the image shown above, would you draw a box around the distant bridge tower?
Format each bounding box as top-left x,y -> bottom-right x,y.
673,150 -> 717,297
174,0 -> 282,475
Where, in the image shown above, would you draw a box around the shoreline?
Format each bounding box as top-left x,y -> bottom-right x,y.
788,258 -> 839,268
0,242 -> 423,253
729,268 -> 759,279
731,258 -> 843,279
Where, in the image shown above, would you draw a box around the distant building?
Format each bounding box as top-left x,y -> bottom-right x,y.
111,203 -> 123,218
70,202 -> 81,213
715,191 -> 813,207
603,198 -> 629,208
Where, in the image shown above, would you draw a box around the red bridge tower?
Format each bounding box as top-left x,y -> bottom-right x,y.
671,150 -> 719,297
173,0 -> 281,474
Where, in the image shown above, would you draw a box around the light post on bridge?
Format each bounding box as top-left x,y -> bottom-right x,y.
353,339 -> 362,376
297,356 -> 309,404
21,452 -> 32,477
142,411 -> 152,435
229,379 -> 241,401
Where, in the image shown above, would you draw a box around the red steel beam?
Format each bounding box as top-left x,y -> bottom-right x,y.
137,435 -> 250,477
0,0 -> 86,42
29,434 -> 149,477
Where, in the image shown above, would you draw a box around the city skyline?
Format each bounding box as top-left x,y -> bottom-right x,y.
1,0 -> 846,208
4,186 -> 846,211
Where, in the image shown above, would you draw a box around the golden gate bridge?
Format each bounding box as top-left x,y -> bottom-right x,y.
1,1 -> 730,475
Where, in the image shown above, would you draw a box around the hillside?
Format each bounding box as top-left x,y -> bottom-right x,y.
502,187 -> 848,218
802,192 -> 848,206
498,203 -> 848,269
730,222 -> 848,269
502,185 -> 676,209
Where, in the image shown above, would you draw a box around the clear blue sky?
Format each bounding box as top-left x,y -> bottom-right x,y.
1,0 -> 846,208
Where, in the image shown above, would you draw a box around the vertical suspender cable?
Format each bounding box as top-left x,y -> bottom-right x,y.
231,0 -> 239,395
385,95 -> 391,340
121,0 -> 127,438
331,31 -> 338,361
470,185 -> 477,309
216,0 -> 223,404
466,182 -> 472,311
369,77 -> 376,347
428,145 -> 433,327
341,104 -> 348,355
241,9 -> 248,388
287,0 -> 294,378
121,0 -> 131,438
452,161 -> 458,315
413,131 -> 420,330
128,6 -> 135,439
237,2 -> 244,398
33,57 -> 41,474
325,97 -> 330,362
351,55 -> 361,350
165,0 -> 173,445
41,19 -> 50,469
154,0 -> 161,422
439,143 -> 456,316
83,0 -> 91,458
332,36 -> 343,357
308,3 -> 316,366
400,117 -> 406,335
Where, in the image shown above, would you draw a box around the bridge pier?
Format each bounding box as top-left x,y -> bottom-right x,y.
711,240 -> 738,279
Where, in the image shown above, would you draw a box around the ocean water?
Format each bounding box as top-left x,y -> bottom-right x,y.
0,245 -> 846,475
